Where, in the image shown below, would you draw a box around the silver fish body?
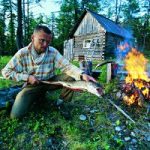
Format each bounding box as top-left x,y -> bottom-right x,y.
41,80 -> 103,97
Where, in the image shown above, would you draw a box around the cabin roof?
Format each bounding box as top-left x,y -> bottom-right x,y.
69,10 -> 133,39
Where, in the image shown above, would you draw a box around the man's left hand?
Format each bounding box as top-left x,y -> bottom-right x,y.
81,74 -> 97,82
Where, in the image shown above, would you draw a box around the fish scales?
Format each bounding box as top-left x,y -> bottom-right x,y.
41,80 -> 103,97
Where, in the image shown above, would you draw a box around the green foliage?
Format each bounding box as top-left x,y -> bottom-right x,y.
0,56 -> 21,88
0,56 -> 11,68
55,0 -> 102,51
122,0 -> 150,51
56,0 -> 78,49
0,17 -> 6,55
81,0 -> 100,12
33,121 -> 40,132
6,12 -> 17,54
0,79 -> 18,89
104,79 -> 118,94
115,120 -> 120,126
122,0 -> 139,19
54,68 -> 61,75
98,65 -> 107,84
0,56 -> 11,76
71,61 -> 80,67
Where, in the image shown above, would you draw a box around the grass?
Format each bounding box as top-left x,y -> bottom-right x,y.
0,56 -> 17,88
0,56 -> 150,150
0,56 -> 12,67
0,91 -> 119,149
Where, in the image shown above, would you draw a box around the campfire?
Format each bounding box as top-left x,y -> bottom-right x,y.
118,45 -> 150,106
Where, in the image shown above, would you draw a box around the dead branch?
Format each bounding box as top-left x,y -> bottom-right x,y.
100,95 -> 135,124
95,60 -> 114,69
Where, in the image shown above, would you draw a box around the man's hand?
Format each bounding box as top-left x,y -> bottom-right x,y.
27,75 -> 40,85
81,73 -> 97,82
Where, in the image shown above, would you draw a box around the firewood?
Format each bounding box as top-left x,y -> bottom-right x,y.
100,95 -> 135,124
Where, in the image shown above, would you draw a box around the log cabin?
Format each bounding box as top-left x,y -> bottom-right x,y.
63,9 -> 133,61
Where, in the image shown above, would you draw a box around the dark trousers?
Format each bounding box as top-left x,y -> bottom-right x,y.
10,74 -> 74,119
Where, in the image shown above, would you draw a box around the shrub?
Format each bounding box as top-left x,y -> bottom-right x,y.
98,65 -> 107,83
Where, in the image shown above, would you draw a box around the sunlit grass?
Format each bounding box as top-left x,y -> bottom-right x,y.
0,56 -> 12,69
0,79 -> 18,88
0,56 -> 15,88
0,56 -> 23,88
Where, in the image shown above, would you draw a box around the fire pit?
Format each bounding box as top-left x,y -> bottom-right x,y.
111,42 -> 150,108
118,48 -> 150,107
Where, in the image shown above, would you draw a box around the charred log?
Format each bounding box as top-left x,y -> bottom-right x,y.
120,79 -> 150,106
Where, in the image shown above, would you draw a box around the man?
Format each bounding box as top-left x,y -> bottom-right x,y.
1,25 -> 96,119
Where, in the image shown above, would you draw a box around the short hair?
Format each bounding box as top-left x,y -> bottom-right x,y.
34,25 -> 52,35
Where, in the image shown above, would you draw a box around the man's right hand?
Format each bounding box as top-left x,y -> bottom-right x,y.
27,75 -> 40,85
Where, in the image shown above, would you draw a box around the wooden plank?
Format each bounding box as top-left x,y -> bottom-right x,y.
107,63 -> 112,83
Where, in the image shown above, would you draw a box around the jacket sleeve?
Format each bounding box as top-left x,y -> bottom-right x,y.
54,49 -> 83,80
1,51 -> 29,82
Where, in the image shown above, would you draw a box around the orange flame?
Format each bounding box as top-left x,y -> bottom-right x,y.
124,48 -> 150,105
125,48 -> 149,83
118,42 -> 129,51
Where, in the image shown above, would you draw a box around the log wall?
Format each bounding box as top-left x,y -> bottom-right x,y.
72,12 -> 106,60
105,33 -> 124,59
63,11 -> 126,61
73,33 -> 105,61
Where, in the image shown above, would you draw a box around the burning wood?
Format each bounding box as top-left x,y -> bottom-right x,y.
122,80 -> 150,106
117,46 -> 150,106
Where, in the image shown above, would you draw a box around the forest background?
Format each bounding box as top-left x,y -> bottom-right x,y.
0,0 -> 150,56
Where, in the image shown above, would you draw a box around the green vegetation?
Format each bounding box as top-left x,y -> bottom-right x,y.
0,56 -> 23,88
98,65 -> 107,84
0,91 -> 120,150
0,56 -> 11,69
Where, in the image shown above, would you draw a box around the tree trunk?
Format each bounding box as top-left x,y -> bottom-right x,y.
9,0 -> 16,54
22,0 -> 26,43
0,0 -> 7,55
16,0 -> 23,50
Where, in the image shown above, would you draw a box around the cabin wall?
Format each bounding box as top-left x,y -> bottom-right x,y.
74,12 -> 101,36
105,33 -> 124,59
64,39 -> 73,61
63,32 -> 125,61
73,33 -> 105,60
73,12 -> 106,61
63,11 -> 126,61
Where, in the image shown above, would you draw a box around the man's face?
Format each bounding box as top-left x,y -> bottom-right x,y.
31,30 -> 52,54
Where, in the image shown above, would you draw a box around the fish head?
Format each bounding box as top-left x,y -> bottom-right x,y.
87,81 -> 104,97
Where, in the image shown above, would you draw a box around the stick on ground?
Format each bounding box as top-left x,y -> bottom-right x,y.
100,95 -> 135,124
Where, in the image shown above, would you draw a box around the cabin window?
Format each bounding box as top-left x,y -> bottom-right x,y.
83,39 -> 92,48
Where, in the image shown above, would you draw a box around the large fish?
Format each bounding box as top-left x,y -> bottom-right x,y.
41,80 -> 103,97
41,81 -> 136,123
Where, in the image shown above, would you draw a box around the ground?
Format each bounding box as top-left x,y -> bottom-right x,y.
0,87 -> 150,150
